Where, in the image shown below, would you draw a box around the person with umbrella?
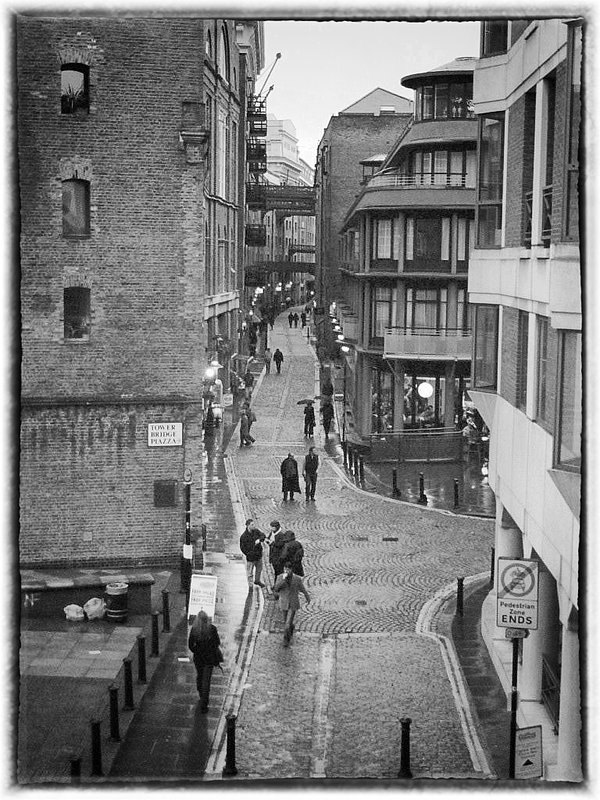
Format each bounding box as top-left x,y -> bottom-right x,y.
280,452 -> 301,502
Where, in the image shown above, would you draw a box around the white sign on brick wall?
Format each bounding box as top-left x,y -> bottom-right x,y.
147,422 -> 183,447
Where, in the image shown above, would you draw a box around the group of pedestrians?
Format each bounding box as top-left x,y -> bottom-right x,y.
240,518 -> 310,647
263,346 -> 284,375
288,307 -> 309,330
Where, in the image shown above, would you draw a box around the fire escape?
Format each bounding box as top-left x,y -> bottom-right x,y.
245,95 -> 268,246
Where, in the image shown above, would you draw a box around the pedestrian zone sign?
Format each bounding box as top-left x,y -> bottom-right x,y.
188,572 -> 218,621
515,725 -> 543,779
496,557 -> 539,630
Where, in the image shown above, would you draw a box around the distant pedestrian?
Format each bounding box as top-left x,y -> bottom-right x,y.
239,409 -> 255,446
264,347 -> 272,374
280,452 -> 301,501
188,611 -> 223,713
288,311 -> 294,328
322,378 -> 334,400
274,562 -> 310,647
280,530 -> 305,576
303,446 -> 319,501
243,369 -> 254,401
239,518 -> 265,588
300,311 -> 307,328
321,401 -> 334,438
293,312 -> 299,328
273,348 -> 284,374
303,402 -> 316,436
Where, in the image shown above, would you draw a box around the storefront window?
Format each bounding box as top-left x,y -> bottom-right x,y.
371,367 -> 395,433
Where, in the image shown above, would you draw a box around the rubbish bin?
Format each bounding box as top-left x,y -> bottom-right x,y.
104,582 -> 129,623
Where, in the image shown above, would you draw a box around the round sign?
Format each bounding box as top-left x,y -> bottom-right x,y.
500,562 -> 536,596
184,468 -> 193,483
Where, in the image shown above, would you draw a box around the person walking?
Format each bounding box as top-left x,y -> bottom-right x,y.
280,452 -> 300,501
280,530 -> 305,576
239,519 -> 265,588
244,402 -> 257,434
321,401 -> 334,438
239,409 -> 255,447
188,611 -> 223,713
288,311 -> 294,328
267,521 -> 290,585
243,369 -> 254,401
273,562 -> 310,647
273,348 -> 284,374
303,401 -> 316,436
303,446 -> 319,501
300,311 -> 307,328
293,312 -> 299,328
264,347 -> 272,374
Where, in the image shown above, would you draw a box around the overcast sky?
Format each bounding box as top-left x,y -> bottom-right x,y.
257,19 -> 481,166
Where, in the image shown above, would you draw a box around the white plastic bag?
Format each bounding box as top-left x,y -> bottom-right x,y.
64,604 -> 85,621
83,597 -> 106,620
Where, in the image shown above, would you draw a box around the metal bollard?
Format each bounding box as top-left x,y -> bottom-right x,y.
123,658 -> 135,710
109,685 -> 121,742
162,590 -> 171,633
342,440 -> 348,469
456,577 -> 464,617
417,472 -> 428,505
151,611 -> 160,657
392,468 -> 400,497
359,456 -> 365,483
222,714 -> 238,777
490,546 -> 495,587
137,635 -> 147,683
397,717 -> 413,778
453,478 -> 460,508
90,719 -> 103,776
70,756 -> 81,784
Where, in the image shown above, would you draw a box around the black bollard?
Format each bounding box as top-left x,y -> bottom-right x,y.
490,546 -> 495,586
417,472 -> 428,505
342,440 -> 348,469
392,468 -> 400,497
162,590 -> 171,632
453,478 -> 460,508
70,756 -> 81,784
359,456 -> 365,484
108,685 -> 121,742
397,717 -> 413,778
137,635 -> 147,683
456,577 -> 464,617
151,611 -> 160,657
123,658 -> 135,710
222,714 -> 238,777
90,719 -> 103,777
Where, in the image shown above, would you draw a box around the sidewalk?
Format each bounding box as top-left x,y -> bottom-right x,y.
16,308 -> 509,786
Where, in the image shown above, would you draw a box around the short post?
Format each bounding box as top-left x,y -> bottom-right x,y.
137,635 -> 147,683
417,472 -> 428,505
70,756 -> 81,784
397,717 -> 413,779
90,719 -> 103,777
151,611 -> 160,657
123,658 -> 135,710
342,440 -> 348,469
453,478 -> 460,509
162,590 -> 171,633
456,577 -> 464,617
392,468 -> 400,497
108,685 -> 121,742
490,546 -> 495,587
222,714 -> 238,777
359,456 -> 365,484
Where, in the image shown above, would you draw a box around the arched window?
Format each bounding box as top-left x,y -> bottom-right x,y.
62,179 -> 90,236
218,25 -> 231,82
205,31 -> 213,59
61,63 -> 89,114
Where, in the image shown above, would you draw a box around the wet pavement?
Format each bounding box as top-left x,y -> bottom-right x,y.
18,308 -> 515,788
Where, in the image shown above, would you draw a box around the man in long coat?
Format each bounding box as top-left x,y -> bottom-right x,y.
280,452 -> 301,501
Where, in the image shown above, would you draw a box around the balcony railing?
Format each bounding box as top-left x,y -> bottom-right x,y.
245,224 -> 267,247
523,185 -> 553,248
368,171 -> 475,189
384,326 -> 472,360
246,181 -> 267,210
247,138 -> 267,172
248,96 -> 267,137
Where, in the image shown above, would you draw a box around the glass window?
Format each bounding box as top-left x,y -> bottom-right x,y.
457,287 -> 470,332
556,330 -> 581,471
435,151 -> 448,184
474,305 -> 498,390
422,85 -> 434,120
435,83 -> 449,118
406,287 -> 447,331
536,316 -> 549,422
405,218 -> 414,260
564,22 -> 582,240
516,311 -> 529,411
371,367 -> 395,433
62,179 -> 90,237
482,20 -> 509,56
64,287 -> 90,339
441,218 -> 450,261
478,113 -> 505,247
375,218 -> 392,259
61,64 -> 89,115
371,286 -> 392,338
218,25 -> 231,82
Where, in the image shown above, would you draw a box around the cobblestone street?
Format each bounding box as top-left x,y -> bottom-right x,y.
213,313 -> 496,782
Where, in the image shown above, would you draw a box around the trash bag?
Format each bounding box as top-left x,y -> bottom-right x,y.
64,604 -> 85,621
83,597 -> 106,620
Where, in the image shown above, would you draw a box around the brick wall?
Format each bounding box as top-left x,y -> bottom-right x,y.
20,401 -> 204,567
550,60 -> 569,244
504,93 -> 529,248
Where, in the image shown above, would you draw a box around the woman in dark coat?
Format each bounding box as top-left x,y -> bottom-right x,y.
321,401 -> 334,437
303,402 -> 316,436
188,610 -> 223,713
280,452 -> 301,501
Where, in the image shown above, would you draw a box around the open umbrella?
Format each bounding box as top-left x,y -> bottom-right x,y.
296,399 -> 315,405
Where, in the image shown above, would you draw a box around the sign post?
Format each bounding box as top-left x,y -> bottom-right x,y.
180,469 -> 193,601
496,558 -> 540,779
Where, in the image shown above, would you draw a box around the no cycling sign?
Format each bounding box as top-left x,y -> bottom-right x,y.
496,557 -> 539,630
